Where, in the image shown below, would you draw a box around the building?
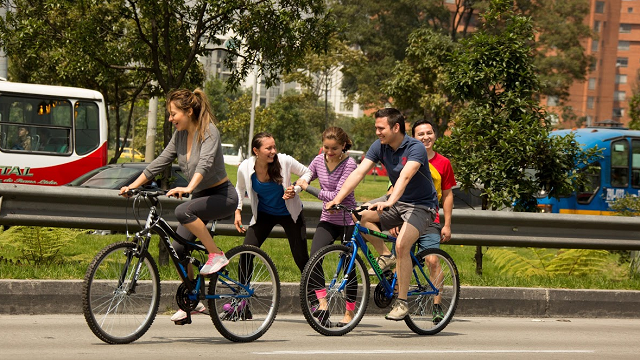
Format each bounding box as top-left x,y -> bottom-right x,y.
545,0 -> 640,128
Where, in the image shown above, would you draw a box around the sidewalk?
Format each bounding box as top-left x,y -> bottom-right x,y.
1,279 -> 639,318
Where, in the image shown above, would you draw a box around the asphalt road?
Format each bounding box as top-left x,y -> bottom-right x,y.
2,314 -> 639,359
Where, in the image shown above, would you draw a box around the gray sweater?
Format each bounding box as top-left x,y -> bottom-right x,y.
143,123 -> 226,193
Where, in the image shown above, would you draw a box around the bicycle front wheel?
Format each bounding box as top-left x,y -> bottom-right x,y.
300,244 -> 370,336
404,248 -> 459,335
208,245 -> 280,342
82,241 -> 160,344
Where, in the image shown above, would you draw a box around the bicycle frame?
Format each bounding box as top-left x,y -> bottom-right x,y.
335,220 -> 440,301
126,197 -> 253,304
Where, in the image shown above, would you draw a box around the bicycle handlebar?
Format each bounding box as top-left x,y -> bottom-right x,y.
329,204 -> 368,213
122,188 -> 190,199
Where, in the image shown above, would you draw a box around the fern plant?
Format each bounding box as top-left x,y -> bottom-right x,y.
0,226 -> 80,265
486,247 -> 610,278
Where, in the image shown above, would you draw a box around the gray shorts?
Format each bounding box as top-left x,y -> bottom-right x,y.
369,195 -> 435,236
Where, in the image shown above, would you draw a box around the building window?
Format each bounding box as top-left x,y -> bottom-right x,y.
616,74 -> 628,84
613,108 -> 625,117
594,21 -> 601,32
619,41 -> 631,51
620,24 -> 632,33
547,96 -> 559,107
592,40 -> 599,52
617,57 -> 629,67
587,96 -> 595,109
589,58 -> 597,72
595,1 -> 605,14
615,91 -> 626,101
588,78 -> 597,90
629,8 -> 634,13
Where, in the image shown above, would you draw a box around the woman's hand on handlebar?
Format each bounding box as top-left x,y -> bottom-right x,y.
166,187 -> 190,199
119,186 -> 135,197
234,210 -> 246,233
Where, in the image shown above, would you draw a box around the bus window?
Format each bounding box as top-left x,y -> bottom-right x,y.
632,139 -> 640,188
577,162 -> 601,205
74,101 -> 100,155
611,139 -> 629,188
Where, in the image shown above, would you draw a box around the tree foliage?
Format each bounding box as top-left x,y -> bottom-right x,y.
330,0 -> 451,108
438,0 -> 599,211
0,0 -> 334,148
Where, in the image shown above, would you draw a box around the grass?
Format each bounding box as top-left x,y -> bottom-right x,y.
2,230 -> 640,291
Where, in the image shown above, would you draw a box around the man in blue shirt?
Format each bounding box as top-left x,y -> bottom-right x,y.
326,108 -> 438,321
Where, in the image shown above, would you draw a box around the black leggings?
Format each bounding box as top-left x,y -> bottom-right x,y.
309,221 -> 358,304
243,211 -> 309,273
172,180 -> 238,258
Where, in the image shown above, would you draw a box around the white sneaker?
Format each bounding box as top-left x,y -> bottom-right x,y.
170,302 -> 206,322
200,252 -> 229,275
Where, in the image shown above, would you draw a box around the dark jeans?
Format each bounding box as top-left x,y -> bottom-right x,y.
243,211 -> 309,273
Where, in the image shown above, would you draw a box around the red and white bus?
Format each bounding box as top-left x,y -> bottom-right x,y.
0,81 -> 108,186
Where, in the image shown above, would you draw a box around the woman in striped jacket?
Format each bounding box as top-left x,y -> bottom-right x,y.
296,127 -> 357,327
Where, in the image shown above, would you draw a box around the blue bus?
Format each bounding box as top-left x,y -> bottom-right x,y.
537,127 -> 640,215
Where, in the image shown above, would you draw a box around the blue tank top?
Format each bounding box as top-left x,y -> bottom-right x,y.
251,173 -> 290,216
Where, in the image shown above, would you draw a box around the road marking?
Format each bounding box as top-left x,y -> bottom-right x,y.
254,350 -> 595,355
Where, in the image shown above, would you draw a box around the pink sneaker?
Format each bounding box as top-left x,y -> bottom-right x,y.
200,252 -> 229,275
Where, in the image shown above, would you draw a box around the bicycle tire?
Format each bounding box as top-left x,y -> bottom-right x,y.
299,244 -> 370,336
82,241 -> 160,344
404,248 -> 459,335
208,245 -> 280,342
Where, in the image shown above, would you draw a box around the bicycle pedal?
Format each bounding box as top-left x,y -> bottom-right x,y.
173,318 -> 192,326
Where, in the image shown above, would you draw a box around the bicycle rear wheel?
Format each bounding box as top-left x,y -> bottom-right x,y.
208,245 -> 280,342
299,244 -> 370,336
82,241 -> 160,344
404,248 -> 459,335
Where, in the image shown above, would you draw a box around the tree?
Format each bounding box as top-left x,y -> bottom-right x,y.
0,0 -> 335,148
263,91 -> 331,163
330,0 -> 451,108
437,0 -> 599,274
383,27 -> 458,131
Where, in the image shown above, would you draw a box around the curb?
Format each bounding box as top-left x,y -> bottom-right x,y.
1,280 -> 639,318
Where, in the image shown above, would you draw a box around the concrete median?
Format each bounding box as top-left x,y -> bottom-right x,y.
1,280 -> 639,318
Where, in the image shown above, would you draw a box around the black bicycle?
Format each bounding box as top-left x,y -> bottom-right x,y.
300,204 -> 459,336
82,188 -> 280,344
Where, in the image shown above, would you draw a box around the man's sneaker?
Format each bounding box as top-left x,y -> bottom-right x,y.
200,252 -> 229,275
171,302 -> 206,322
385,299 -> 408,321
432,303 -> 444,324
368,254 -> 396,276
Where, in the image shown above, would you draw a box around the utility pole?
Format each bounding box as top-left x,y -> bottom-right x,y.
248,66 -> 258,159
145,82 -> 158,162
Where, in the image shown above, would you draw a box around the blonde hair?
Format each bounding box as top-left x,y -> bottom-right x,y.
166,88 -> 217,142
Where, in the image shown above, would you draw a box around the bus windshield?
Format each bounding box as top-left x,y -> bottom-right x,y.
0,82 -> 107,186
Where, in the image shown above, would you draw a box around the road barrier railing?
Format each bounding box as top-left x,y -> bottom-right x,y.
1,183 -> 639,250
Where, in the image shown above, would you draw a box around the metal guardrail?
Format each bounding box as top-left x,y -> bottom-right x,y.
1,183 -> 639,250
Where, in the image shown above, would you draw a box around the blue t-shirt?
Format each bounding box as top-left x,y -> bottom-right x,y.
365,135 -> 438,209
251,173 -> 290,216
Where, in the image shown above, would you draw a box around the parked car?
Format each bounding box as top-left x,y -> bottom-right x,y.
65,163 -> 188,190
120,147 -> 145,161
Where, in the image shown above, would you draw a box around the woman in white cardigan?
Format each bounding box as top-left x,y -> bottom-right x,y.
234,132 -> 313,272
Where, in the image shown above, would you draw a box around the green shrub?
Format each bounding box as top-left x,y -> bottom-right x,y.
0,226 -> 81,265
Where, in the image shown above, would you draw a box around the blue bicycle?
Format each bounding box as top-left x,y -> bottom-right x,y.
299,204 -> 459,336
82,188 -> 280,344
